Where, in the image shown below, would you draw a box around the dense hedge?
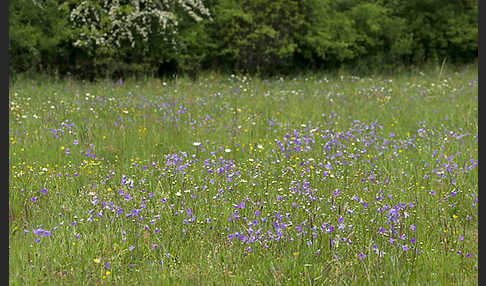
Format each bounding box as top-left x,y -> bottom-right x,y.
9,0 -> 478,79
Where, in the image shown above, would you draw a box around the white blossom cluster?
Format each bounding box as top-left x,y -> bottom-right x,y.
69,0 -> 210,50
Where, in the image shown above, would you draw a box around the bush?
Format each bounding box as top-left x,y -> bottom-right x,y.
390,0 -> 478,64
203,0 -> 308,75
9,0 -> 72,77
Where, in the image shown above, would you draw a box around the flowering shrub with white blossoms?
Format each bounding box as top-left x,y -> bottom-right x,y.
69,0 -> 211,52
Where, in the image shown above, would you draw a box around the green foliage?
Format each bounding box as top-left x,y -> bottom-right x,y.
389,0 -> 478,64
174,20 -> 212,77
294,0 -> 356,69
9,0 -> 72,76
9,0 -> 478,79
204,0 -> 307,74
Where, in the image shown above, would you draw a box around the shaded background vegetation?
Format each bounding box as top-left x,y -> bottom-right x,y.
9,0 -> 478,80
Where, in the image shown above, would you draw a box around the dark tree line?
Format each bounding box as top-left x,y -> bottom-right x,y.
9,0 -> 478,79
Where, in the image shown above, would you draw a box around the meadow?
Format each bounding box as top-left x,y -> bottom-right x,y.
9,64 -> 478,285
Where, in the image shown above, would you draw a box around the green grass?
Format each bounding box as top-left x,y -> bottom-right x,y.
9,63 -> 477,285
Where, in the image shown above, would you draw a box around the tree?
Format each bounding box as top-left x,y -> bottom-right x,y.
66,0 -> 211,78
